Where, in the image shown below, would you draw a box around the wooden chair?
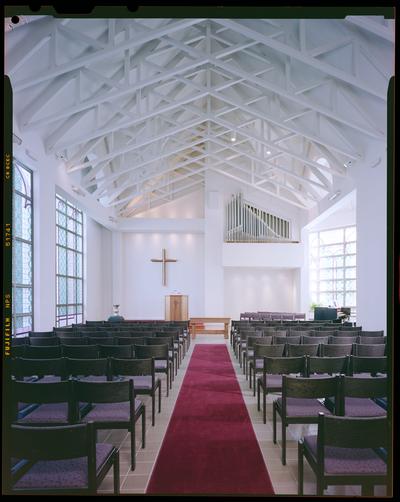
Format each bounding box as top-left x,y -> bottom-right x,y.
257,356 -> 306,424
99,345 -> 133,359
29,337 -> 60,346
66,358 -> 111,382
273,375 -> 339,465
298,413 -> 388,495
307,356 -> 349,378
6,422 -> 120,495
358,336 -> 386,345
350,355 -> 387,377
328,335 -> 358,345
146,337 -> 177,378
243,335 -> 271,378
302,335 -> 329,346
286,344 -> 319,357
86,337 -> 115,346
111,357 -> 161,426
249,344 -> 285,395
58,336 -> 88,345
11,380 -> 74,426
73,379 -> 145,471
28,331 -> 55,338
134,344 -> 172,396
12,357 -> 67,383
359,330 -> 384,337
338,375 -> 387,417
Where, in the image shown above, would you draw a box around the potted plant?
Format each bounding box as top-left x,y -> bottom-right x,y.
309,302 -> 320,320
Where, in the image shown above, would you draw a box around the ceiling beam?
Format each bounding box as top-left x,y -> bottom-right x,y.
345,16 -> 395,43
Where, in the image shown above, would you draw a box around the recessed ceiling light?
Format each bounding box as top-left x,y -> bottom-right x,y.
266,150 -> 271,155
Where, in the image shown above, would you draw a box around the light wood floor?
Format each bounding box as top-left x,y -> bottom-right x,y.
98,335 -> 387,496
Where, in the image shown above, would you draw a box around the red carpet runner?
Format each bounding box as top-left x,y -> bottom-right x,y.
146,344 -> 274,495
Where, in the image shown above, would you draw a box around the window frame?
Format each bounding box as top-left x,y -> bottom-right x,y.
12,159 -> 34,336
55,194 -> 84,327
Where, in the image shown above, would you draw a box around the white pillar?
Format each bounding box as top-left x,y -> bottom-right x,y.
111,231 -> 123,315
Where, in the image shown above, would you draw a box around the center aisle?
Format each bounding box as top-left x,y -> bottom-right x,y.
146,344 -> 275,495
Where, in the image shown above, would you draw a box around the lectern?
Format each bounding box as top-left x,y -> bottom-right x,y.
165,295 -> 188,321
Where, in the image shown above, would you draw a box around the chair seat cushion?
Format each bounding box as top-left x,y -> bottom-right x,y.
18,403 -> 69,424
276,397 -> 333,417
303,435 -> 387,475
257,374 -> 283,389
128,375 -> 153,390
155,360 -> 167,370
344,397 -> 387,417
82,400 -> 142,422
246,349 -> 254,358
13,444 -> 114,489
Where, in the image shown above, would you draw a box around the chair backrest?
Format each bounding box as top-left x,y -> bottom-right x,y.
302,335 -> 329,345
337,329 -> 362,336
11,337 -> 28,346
254,344 -> 285,358
86,337 -> 115,346
146,337 -> 172,348
116,336 -> 145,346
282,375 -> 339,405
99,345 -> 132,359
29,337 -> 60,346
73,378 -> 134,405
13,357 -> 67,380
307,356 -> 348,377
354,344 -> 386,357
29,331 -> 55,338
358,336 -> 386,345
252,336 -> 273,346
246,335 -> 267,348
24,346 -> 62,359
274,330 -> 287,336
350,355 -> 387,376
320,343 -> 352,357
329,335 -> 358,344
66,358 -> 109,378
315,329 -> 337,336
111,357 -> 154,379
11,346 -> 26,358
134,344 -> 168,359
264,356 -> 306,376
287,344 -> 319,357
272,335 -> 289,345
316,413 -> 387,451
58,336 -> 88,345
62,345 -> 99,359
359,330 -> 384,337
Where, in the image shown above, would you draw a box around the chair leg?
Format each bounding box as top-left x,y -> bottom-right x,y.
281,420 -> 286,465
131,424 -> 136,471
166,372 -> 169,397
114,449 -> 120,495
152,392 -> 155,426
141,407 -> 146,449
316,475 -> 324,496
158,382 -> 162,413
257,380 -> 260,411
273,402 -> 277,444
298,441 -> 303,496
253,370 -> 256,396
249,366 -> 252,389
263,389 -> 267,424
361,483 -> 374,496
242,354 -> 246,374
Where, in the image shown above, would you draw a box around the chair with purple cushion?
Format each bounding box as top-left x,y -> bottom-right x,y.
73,379 -> 145,471
273,375 -> 340,465
298,413 -> 388,495
111,357 -> 161,426
307,356 -> 349,379
338,375 -> 387,417
153,333 -> 180,371
249,344 -> 285,395
257,356 -> 306,424
7,422 -> 119,495
12,380 -> 74,426
66,358 -> 111,382
243,335 -> 271,379
134,344 -> 172,395
12,357 -> 68,383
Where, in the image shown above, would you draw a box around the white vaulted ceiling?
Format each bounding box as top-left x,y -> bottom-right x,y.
5,15 -> 394,216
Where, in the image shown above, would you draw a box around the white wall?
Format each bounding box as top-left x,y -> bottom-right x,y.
224,267 -> 299,320
222,242 -> 304,268
85,218 -> 112,321
121,233 -> 204,319
133,189 -> 204,219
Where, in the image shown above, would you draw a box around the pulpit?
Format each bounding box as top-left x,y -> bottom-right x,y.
165,295 -> 188,321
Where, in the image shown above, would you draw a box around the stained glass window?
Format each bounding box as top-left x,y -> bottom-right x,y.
12,160 -> 33,335
56,194 -> 84,326
309,226 -> 357,321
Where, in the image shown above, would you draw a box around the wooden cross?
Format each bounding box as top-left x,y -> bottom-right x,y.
151,248 -> 177,286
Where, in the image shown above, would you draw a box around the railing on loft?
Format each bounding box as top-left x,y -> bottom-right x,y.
225,193 -> 295,243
